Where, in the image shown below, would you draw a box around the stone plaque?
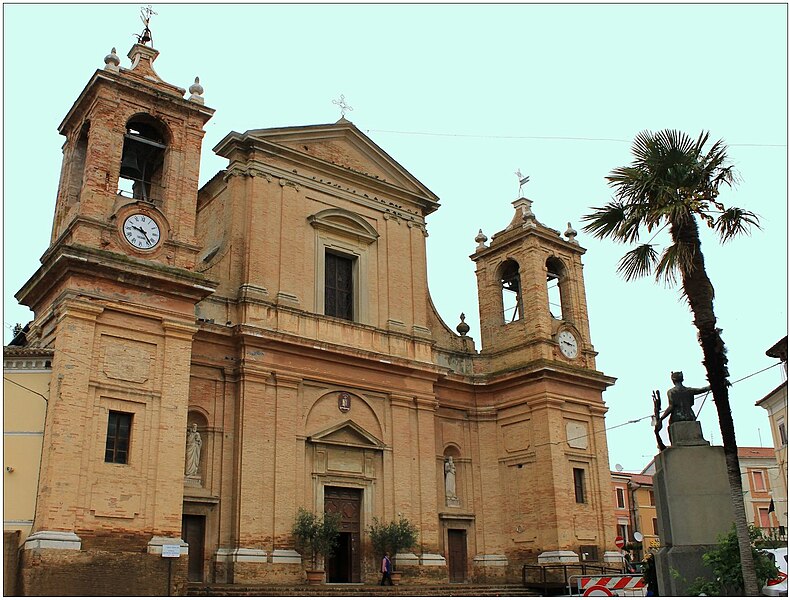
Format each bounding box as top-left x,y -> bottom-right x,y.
102,337 -> 154,383
327,447 -> 363,473
502,421 -> 530,452
566,421 -> 589,450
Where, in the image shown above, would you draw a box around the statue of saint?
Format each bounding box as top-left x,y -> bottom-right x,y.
660,371 -> 711,424
185,423 -> 202,477
444,457 -> 457,502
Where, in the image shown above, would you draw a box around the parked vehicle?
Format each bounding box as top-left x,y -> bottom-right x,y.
762,547 -> 788,597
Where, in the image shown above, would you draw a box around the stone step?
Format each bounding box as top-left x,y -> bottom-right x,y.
187,583 -> 540,597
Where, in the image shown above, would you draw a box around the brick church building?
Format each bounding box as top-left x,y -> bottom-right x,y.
12,36 -> 617,594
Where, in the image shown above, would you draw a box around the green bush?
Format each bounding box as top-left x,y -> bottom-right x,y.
367,515 -> 418,570
685,523 -> 779,596
291,507 -> 340,570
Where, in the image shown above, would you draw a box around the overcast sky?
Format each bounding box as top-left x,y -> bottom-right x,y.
4,3 -> 787,478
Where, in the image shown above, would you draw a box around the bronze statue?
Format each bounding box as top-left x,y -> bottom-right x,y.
660,371 -> 711,424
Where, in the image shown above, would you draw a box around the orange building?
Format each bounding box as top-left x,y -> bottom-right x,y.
10,36 -> 618,595
739,447 -> 784,537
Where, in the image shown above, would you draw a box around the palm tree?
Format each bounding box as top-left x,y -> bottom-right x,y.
582,129 -> 761,595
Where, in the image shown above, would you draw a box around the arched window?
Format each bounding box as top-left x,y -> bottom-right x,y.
546,257 -> 566,320
499,259 -> 522,323
118,114 -> 168,202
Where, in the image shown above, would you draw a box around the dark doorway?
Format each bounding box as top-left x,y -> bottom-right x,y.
324,487 -> 361,583
182,514 -> 205,582
448,529 -> 467,583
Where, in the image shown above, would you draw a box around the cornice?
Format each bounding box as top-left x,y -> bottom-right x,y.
16,243 -> 217,310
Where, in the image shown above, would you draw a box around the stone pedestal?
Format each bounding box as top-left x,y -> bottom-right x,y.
653,439 -> 733,596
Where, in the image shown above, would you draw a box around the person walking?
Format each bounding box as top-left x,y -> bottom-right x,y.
380,551 -> 393,586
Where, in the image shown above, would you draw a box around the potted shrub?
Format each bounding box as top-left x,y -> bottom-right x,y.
368,515 -> 418,585
291,507 -> 340,584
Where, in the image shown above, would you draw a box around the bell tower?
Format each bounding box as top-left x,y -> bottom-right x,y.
471,195 -> 617,563
16,29 -> 216,588
49,42 -> 213,270
473,197 -> 596,371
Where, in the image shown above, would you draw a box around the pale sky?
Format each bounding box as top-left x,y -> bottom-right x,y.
3,3 -> 787,477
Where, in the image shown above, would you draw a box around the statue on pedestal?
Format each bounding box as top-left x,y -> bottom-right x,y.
185,423 -> 202,477
653,372 -> 712,449
444,457 -> 459,507
661,371 -> 710,424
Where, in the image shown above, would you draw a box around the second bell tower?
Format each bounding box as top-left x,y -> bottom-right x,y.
473,197 -> 596,371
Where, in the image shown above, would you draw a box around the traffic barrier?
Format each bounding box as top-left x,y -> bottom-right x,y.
568,574 -> 646,597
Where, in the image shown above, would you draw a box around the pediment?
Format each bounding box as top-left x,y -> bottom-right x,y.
307,208 -> 379,245
236,121 -> 438,204
308,420 -> 384,450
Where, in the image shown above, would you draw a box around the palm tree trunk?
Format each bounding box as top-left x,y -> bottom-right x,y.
673,216 -> 760,596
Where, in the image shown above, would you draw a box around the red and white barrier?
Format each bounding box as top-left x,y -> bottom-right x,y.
579,575 -> 646,596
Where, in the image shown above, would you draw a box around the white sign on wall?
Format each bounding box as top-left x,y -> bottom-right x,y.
162,544 -> 181,558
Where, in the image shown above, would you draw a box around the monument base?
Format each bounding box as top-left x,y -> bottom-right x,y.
655,544 -> 719,596
653,443 -> 732,596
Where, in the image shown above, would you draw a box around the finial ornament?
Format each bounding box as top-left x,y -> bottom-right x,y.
564,222 -> 578,244
135,5 -> 157,46
515,169 -> 530,196
456,313 -> 470,336
188,76 -> 205,104
104,47 -> 120,71
475,229 -> 488,250
332,94 -> 353,119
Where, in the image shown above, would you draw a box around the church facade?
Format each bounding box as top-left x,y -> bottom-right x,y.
13,39 -> 617,594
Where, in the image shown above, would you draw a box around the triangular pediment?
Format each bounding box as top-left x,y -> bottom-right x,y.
240,121 -> 437,203
308,420 -> 384,450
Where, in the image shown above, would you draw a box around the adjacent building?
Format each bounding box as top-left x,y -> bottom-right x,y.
8,37 -> 618,594
739,446 -> 785,538
756,336 -> 788,530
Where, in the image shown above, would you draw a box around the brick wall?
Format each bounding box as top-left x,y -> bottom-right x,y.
19,548 -> 188,596
4,530 -> 20,596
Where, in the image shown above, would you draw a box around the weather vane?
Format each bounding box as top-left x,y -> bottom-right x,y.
332,94 -> 353,119
515,169 -> 530,196
135,5 -> 157,46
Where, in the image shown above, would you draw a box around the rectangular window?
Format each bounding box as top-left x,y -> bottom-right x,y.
617,523 -> 629,541
752,470 -> 767,492
779,420 -> 787,446
325,252 -> 354,320
759,507 -> 771,528
105,411 -> 132,464
573,468 -> 586,504
616,487 -> 626,509
648,489 -> 655,507
652,517 -> 659,536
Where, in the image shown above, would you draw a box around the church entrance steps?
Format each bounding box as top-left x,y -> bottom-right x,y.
187,583 -> 540,596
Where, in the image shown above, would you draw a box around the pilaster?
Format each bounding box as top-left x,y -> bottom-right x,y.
272,373 -> 302,548
33,299 -> 104,533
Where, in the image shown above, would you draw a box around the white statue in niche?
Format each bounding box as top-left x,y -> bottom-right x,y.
185,423 -> 202,477
444,457 -> 460,507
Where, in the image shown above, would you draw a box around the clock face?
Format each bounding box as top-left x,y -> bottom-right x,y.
123,214 -> 161,250
558,330 -> 579,358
